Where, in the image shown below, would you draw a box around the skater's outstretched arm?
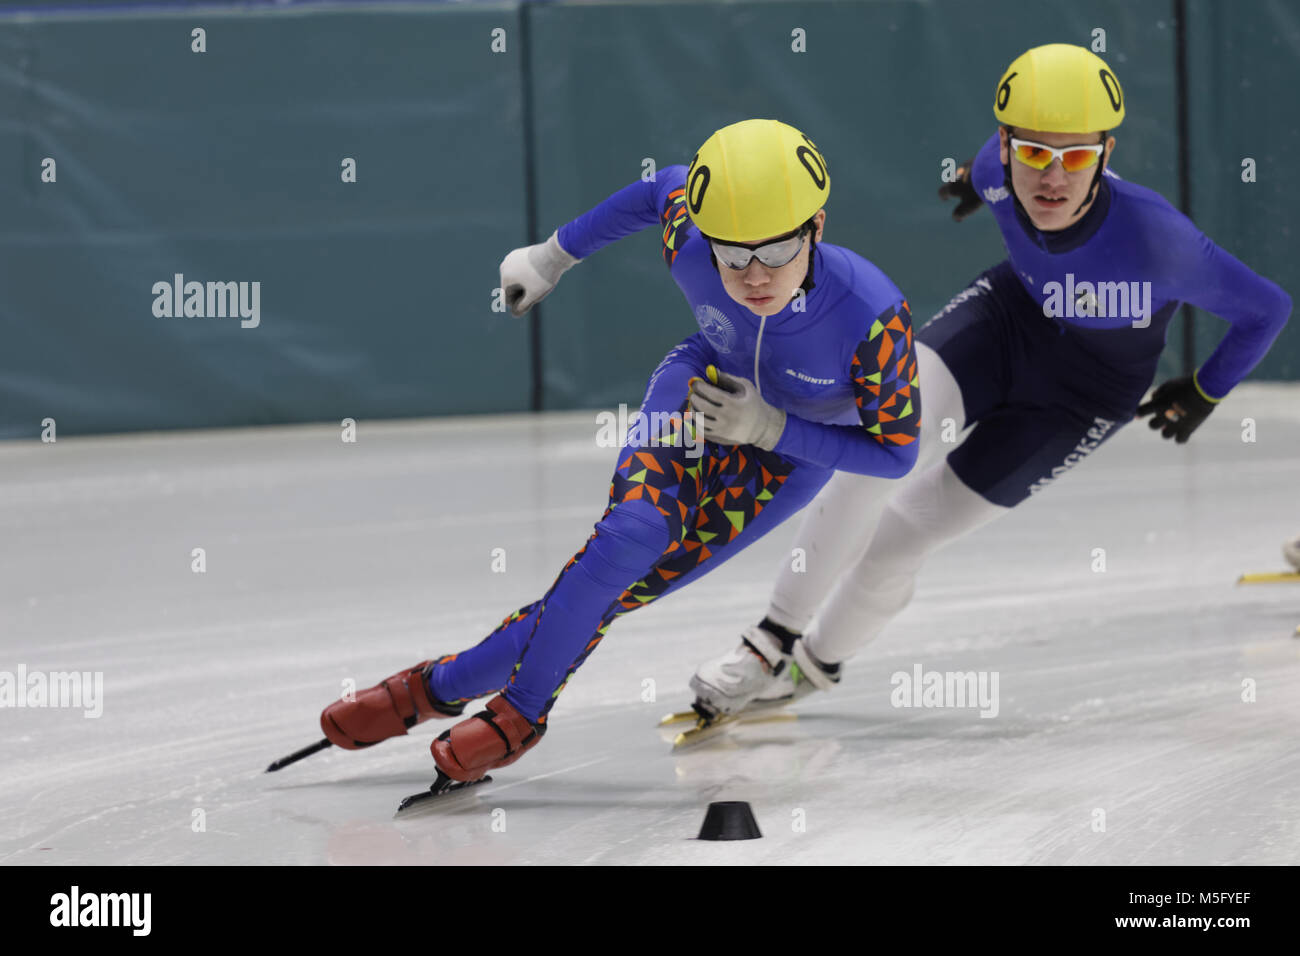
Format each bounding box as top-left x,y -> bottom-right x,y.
556,166 -> 689,258
1134,206 -> 1291,442
1160,223 -> 1291,402
500,167 -> 689,316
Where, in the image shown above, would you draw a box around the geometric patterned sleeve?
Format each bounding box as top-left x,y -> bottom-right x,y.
851,300 -> 921,447
771,299 -> 921,478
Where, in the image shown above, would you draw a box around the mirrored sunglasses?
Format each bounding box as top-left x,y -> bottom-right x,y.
710,228 -> 808,270
1010,136 -> 1105,173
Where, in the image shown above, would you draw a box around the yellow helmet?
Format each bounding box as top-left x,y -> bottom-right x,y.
993,43 -> 1125,132
685,119 -> 829,242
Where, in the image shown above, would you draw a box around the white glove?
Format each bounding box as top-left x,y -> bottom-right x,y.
499,231 -> 581,317
688,366 -> 787,451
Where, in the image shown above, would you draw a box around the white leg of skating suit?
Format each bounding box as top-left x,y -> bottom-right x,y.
804,459 -> 1009,663
766,341 -> 966,633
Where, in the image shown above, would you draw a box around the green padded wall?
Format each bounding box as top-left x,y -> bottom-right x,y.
528,0 -> 1184,411
1185,0 -> 1299,380
0,4 -> 530,437
0,0 -> 1291,438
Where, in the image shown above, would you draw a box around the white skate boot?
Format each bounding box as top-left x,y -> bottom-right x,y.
755,637 -> 842,706
665,629 -> 839,748
688,624 -> 791,721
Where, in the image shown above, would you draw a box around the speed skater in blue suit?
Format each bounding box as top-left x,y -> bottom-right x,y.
314,119 -> 923,784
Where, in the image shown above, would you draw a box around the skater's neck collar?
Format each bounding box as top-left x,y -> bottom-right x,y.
1013,176 -> 1112,253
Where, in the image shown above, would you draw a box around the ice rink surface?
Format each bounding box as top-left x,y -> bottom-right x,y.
2,385 -> 1298,866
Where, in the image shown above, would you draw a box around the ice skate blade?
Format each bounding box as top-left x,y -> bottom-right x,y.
1236,571 -> 1300,584
660,695 -> 795,727
672,710 -> 798,749
266,737 -> 332,772
395,773 -> 493,815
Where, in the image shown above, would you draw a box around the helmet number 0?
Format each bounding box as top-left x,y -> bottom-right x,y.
997,71 -> 1017,110
1099,69 -> 1122,112
796,134 -> 827,189
687,153 -> 710,213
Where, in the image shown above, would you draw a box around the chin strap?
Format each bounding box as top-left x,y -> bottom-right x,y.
800,220 -> 818,293
1070,130 -> 1109,217
1000,127 -> 1016,210
1001,141 -> 1035,227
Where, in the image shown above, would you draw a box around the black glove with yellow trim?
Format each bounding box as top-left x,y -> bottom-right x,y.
937,158 -> 982,222
1135,376 -> 1218,444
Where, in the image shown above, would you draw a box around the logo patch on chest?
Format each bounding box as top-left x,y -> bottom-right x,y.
695,304 -> 737,353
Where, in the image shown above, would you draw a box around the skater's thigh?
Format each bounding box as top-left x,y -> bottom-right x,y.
620,333 -> 714,440
603,335 -> 718,527
792,339 -> 965,531
916,260 -> 1026,426
914,340 -> 965,464
617,455 -> 833,608
946,405 -> 1126,508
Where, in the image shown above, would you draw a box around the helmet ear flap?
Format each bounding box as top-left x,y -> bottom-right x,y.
698,228 -> 720,275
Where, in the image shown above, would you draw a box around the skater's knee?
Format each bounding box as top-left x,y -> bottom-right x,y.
583,499 -> 672,587
610,473 -> 684,543
856,500 -> 942,574
863,467 -> 1005,572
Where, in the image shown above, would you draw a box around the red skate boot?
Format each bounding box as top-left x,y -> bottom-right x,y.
320,657 -> 467,750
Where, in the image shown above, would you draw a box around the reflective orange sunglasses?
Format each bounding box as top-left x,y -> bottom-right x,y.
1009,136 -> 1106,173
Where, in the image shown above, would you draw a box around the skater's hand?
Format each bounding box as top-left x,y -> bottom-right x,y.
499,231 -> 580,317
688,366 -> 787,451
1135,375 -> 1218,444
938,158 -> 982,222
